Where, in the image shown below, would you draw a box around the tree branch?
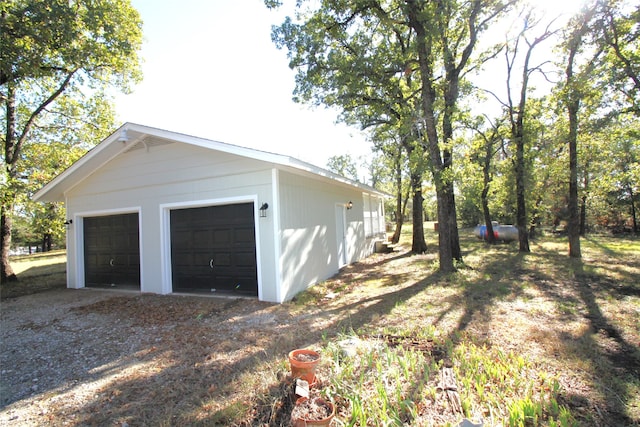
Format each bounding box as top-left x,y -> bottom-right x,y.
12,69 -> 78,163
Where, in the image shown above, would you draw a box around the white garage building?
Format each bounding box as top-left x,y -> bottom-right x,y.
34,123 -> 387,303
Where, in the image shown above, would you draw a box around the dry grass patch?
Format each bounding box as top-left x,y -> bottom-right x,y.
1,230 -> 638,426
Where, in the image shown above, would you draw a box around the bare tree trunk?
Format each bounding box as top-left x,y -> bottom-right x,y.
1,208 -> 17,282
515,125 -> 530,252
567,97 -> 581,257
580,168 -> 589,235
565,20 -> 584,258
406,1 -> 453,271
2,84 -> 18,283
392,185 -> 410,244
481,188 -> 496,244
391,149 -> 404,244
410,170 -> 428,253
628,185 -> 638,234
481,140 -> 496,244
443,185 -> 461,260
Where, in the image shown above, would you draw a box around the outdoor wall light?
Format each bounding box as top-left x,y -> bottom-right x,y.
117,128 -> 129,142
64,219 -> 73,229
259,202 -> 269,218
346,201 -> 353,210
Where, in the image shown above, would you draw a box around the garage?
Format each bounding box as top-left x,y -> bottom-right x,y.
34,123 -> 388,302
170,203 -> 258,295
83,213 -> 140,289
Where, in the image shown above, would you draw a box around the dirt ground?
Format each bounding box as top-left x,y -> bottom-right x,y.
0,287 -> 313,426
1,240 -> 639,426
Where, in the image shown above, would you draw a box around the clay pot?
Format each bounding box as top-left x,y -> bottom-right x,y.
291,396 -> 335,426
288,349 -> 320,384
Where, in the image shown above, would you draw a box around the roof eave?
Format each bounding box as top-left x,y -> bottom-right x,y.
33,122 -> 390,202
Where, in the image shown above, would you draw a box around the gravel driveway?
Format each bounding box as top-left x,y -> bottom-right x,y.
0,288 -> 321,426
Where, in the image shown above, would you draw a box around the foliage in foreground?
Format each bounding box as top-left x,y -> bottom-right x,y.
236,232 -> 639,426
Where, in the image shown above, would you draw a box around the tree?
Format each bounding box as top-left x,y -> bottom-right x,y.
270,0 -> 514,270
485,9 -> 556,252
326,154 -> 360,182
1,0 -> 143,282
596,0 -> 640,116
269,0 -> 431,254
369,132 -> 410,245
559,4 -> 600,258
466,115 -> 506,244
404,0 -> 515,269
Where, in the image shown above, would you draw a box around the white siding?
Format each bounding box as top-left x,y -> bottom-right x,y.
277,170 -> 372,301
56,131 -> 387,304
65,142 -> 279,301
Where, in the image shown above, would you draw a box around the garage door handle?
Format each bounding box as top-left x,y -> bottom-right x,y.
109,258 -> 114,267
209,259 -> 214,269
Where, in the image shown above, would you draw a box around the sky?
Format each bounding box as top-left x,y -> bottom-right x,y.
114,0 -> 587,172
114,0 -> 371,170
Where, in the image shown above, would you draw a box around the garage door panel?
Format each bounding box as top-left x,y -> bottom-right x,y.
213,230 -> 231,245
235,228 -> 254,245
193,231 -> 210,247
170,203 -> 258,295
236,251 -> 257,267
213,252 -> 231,267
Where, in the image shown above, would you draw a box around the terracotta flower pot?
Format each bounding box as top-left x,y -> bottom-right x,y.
288,349 -> 320,384
291,396 -> 335,427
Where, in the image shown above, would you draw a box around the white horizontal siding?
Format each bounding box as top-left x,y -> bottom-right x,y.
277,170 -> 370,301
70,142 -> 271,198
64,143 -> 277,300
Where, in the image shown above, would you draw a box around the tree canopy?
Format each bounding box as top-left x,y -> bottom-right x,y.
1,0 -> 143,281
268,0 -> 639,267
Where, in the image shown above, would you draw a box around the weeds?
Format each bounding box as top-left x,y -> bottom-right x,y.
3,230 -> 639,426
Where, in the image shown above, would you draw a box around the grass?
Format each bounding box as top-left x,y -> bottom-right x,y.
1,249 -> 66,299
2,229 -> 639,426
237,228 -> 639,426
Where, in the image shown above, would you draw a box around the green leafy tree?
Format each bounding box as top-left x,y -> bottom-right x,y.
269,0 -> 514,270
558,3 -> 601,257
588,119 -> 640,231
596,0 -> 640,116
1,0 -> 143,282
269,0 -> 432,254
326,154 -> 360,182
370,132 -> 411,244
463,115 -> 506,242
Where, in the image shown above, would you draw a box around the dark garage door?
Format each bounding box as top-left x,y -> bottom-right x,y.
84,213 -> 140,289
170,203 -> 258,295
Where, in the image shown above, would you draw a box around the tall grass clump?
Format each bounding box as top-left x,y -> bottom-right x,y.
312,333 -> 576,426
321,335 -> 439,426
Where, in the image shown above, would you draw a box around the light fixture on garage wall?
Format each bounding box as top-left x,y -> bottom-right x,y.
117,128 -> 129,142
346,201 -> 353,210
64,219 -> 73,229
259,203 -> 269,218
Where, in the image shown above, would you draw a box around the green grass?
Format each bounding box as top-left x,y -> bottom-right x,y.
2,249 -> 66,299
239,228 -> 639,426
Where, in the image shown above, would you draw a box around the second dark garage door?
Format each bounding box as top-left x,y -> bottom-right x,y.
170,203 -> 258,295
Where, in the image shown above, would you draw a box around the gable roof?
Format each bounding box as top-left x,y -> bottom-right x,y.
33,122 -> 387,202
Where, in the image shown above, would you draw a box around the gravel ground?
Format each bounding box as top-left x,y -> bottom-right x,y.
0,288 -> 302,426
